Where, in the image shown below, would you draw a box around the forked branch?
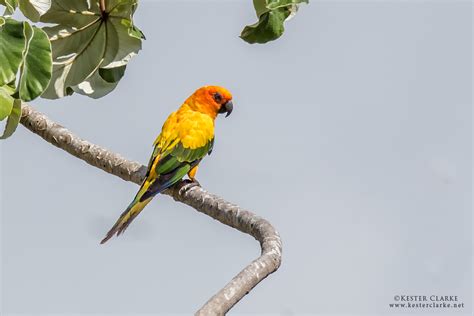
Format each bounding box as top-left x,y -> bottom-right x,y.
19,104 -> 282,315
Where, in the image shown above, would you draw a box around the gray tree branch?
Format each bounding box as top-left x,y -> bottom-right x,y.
19,104 -> 282,315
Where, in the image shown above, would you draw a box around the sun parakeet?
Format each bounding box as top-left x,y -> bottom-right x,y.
100,86 -> 233,244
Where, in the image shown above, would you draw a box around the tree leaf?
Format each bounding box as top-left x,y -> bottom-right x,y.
0,86 -> 14,120
1,81 -> 15,95
0,0 -> 18,15
0,18 -> 25,86
55,22 -> 107,87
241,7 -> 290,44
240,0 -> 308,44
72,65 -> 126,99
19,0 -> 51,22
18,22 -> 52,101
252,0 -> 269,17
0,98 -> 21,139
101,17 -> 141,68
266,0 -> 308,10
98,65 -> 126,83
40,0 -> 143,99
0,17 -> 52,105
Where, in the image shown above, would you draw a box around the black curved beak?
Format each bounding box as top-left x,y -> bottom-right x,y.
219,100 -> 233,117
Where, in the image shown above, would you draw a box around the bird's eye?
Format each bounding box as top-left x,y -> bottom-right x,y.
213,92 -> 223,103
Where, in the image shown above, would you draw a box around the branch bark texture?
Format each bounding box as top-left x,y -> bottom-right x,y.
19,104 -> 282,315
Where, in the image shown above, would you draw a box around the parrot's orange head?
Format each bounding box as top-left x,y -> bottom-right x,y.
186,86 -> 233,119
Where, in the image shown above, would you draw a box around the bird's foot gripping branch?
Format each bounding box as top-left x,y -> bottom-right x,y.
19,103 -> 282,315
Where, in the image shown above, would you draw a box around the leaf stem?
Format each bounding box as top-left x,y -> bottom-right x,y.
100,0 -> 106,16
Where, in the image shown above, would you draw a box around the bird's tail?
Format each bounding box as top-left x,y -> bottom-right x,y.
100,179 -> 154,244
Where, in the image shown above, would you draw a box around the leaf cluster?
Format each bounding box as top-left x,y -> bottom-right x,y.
241,0 -> 308,44
0,0 -> 308,139
0,0 -> 144,138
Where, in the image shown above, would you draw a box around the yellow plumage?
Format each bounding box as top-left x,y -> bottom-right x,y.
100,86 -> 233,243
155,105 -> 215,150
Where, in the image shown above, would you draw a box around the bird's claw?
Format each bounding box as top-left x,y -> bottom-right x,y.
177,179 -> 201,195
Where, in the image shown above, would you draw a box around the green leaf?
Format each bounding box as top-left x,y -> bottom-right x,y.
0,17 -> 52,105
72,65 -> 126,99
98,66 -> 126,83
0,18 -> 25,86
241,7 -> 290,44
241,0 -> 308,44
1,81 -> 15,95
0,86 -> 14,120
19,0 -> 51,22
252,0 -> 269,17
40,0 -> 144,99
18,22 -> 52,101
0,0 -> 18,15
0,98 -> 21,139
266,0 -> 308,10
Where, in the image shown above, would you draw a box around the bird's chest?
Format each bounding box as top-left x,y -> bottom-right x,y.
176,111 -> 214,149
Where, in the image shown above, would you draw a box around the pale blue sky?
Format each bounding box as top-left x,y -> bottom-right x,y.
1,1 -> 472,315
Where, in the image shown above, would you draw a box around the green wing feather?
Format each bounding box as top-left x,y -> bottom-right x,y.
101,107 -> 216,243
100,139 -> 213,243
140,138 -> 214,201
